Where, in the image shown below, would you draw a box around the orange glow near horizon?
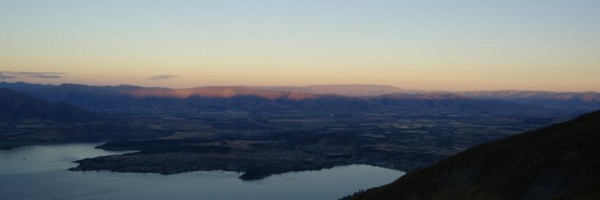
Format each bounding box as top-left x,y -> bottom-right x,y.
1,1 -> 599,92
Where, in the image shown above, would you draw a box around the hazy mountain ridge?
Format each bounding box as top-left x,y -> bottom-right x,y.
0,82 -> 558,115
0,83 -> 371,112
0,88 -> 98,123
381,92 -> 465,99
261,84 -> 409,96
2,81 -> 598,101
346,109 -> 600,200
459,90 -> 600,101
262,85 -> 600,112
457,91 -> 600,112
122,86 -> 317,100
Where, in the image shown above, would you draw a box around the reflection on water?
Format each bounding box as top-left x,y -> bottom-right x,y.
0,143 -> 404,200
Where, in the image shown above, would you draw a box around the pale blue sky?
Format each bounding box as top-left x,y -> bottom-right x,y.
1,0 -> 599,91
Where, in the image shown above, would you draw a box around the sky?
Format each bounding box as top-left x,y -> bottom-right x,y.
1,0 -> 599,91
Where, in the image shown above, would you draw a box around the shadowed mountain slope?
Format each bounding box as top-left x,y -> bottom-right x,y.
347,110 -> 600,200
0,88 -> 98,122
0,87 -> 168,150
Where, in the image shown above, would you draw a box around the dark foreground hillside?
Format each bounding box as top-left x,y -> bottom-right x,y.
347,110 -> 600,200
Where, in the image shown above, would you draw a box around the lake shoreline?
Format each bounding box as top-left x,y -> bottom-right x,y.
1,143 -> 404,200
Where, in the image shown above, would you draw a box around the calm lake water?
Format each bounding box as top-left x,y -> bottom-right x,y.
0,143 -> 404,200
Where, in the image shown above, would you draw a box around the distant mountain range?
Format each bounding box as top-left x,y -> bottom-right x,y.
346,109 -> 600,200
0,88 -> 98,123
459,90 -> 600,101
261,84 -> 410,96
265,85 -> 600,110
460,91 -> 600,111
123,86 -> 317,100
0,82 -> 598,114
0,82 -> 569,115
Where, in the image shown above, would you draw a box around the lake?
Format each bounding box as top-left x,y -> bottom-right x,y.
0,143 -> 404,200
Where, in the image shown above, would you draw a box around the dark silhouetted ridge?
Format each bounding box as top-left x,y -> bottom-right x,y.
348,110 -> 600,200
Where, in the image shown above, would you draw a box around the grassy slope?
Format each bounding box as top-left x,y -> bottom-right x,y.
351,110 -> 600,200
